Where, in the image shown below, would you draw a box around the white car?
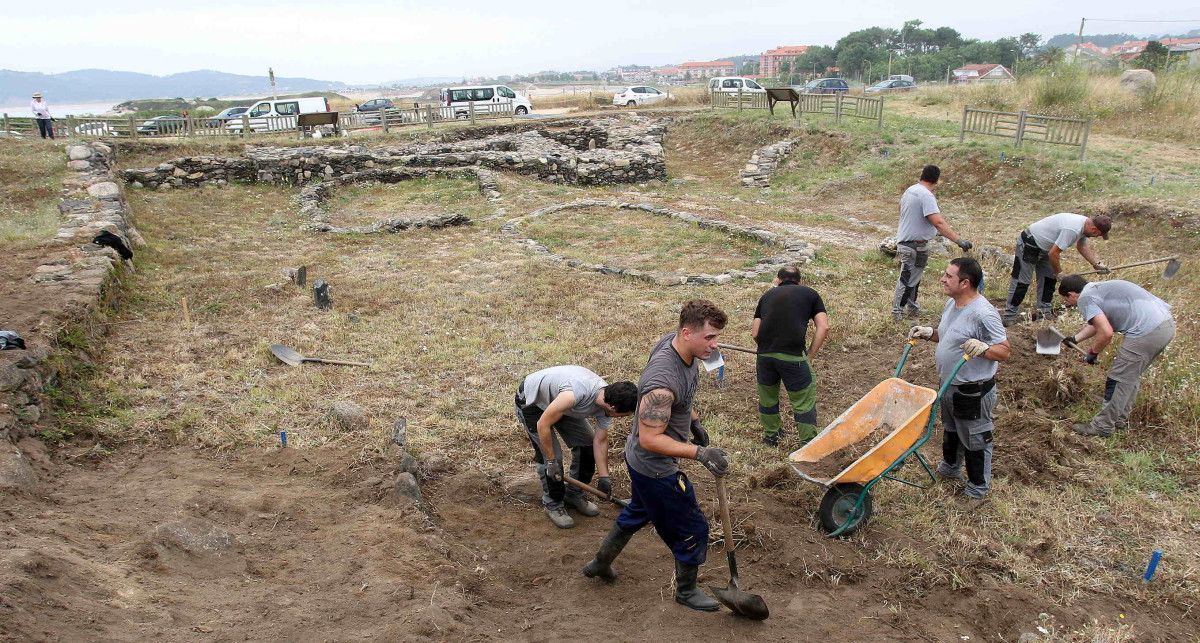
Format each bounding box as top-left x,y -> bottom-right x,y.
707,77 -> 767,93
612,86 -> 670,107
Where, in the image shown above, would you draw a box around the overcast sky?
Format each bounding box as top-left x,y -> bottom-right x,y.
3,0 -> 1197,83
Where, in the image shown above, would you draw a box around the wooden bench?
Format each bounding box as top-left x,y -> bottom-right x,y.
298,111 -> 339,137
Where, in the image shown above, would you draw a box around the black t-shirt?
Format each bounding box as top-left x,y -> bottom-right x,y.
753,283 -> 827,355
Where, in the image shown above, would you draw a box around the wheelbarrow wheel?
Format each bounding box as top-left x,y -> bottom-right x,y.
818,483 -> 873,536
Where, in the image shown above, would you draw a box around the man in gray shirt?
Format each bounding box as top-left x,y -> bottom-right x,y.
515,365 -> 637,528
1002,212 -> 1111,325
1058,276 -> 1176,437
582,300 -> 731,613
909,258 -> 1010,506
893,165 -> 973,321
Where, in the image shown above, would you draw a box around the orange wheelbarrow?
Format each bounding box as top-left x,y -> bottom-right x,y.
788,340 -> 970,537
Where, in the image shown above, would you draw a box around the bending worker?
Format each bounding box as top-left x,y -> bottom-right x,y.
752,265 -> 829,447
1057,276 -> 1175,437
1002,212 -> 1111,326
515,366 -> 637,528
582,300 -> 731,613
893,164 -> 972,321
909,258 -> 1009,506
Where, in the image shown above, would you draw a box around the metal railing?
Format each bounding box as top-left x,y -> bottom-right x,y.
1,102 -> 516,140
711,90 -> 883,128
959,106 -> 1091,159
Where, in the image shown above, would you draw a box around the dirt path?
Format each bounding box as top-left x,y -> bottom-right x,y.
3,442 -> 1189,641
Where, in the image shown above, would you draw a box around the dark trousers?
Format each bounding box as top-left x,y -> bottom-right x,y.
617,461 -> 709,566
515,392 -> 595,509
36,118 -> 54,139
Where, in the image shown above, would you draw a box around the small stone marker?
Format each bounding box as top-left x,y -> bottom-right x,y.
313,279 -> 332,309
284,266 -> 307,287
391,417 -> 408,448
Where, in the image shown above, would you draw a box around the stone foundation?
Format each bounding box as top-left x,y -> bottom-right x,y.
740,140 -> 795,187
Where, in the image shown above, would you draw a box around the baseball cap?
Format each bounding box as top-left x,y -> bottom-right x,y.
1092,215 -> 1112,240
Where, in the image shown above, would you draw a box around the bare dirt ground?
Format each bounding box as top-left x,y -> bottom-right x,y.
3,111 -> 1199,641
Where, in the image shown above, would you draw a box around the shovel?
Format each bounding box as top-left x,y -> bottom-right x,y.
269,344 -> 372,367
1074,256 -> 1181,280
564,475 -> 629,509
710,476 -> 770,620
1035,327 -> 1088,356
716,343 -> 759,355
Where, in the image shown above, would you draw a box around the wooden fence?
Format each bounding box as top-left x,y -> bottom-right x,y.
959,106 -> 1091,159
711,90 -> 883,128
1,102 -> 515,140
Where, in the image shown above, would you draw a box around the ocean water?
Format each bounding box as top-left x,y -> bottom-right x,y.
0,102 -> 118,117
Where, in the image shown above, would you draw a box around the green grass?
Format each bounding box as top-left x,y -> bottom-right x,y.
0,139 -> 64,249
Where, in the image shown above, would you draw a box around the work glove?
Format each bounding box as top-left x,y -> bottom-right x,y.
961,339 -> 989,359
1084,351 -> 1099,365
1062,336 -> 1078,348
595,476 -> 612,498
1094,263 -> 1111,274
908,326 -> 934,340
545,458 -> 564,482
690,419 -> 710,447
955,239 -> 973,252
695,447 -> 730,477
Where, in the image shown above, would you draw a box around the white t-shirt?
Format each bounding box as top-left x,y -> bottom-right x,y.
1028,213 -> 1088,251
896,183 -> 940,242
521,365 -> 611,430
31,100 -> 52,119
1077,280 -> 1172,338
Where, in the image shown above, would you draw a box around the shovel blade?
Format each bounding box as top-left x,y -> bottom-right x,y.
1163,258 -> 1181,280
1035,328 -> 1064,356
711,585 -> 770,621
269,344 -> 304,366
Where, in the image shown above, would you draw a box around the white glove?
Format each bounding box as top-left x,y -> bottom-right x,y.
961,339 -> 989,358
908,326 -> 934,340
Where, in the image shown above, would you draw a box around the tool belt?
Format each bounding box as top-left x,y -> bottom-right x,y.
1019,230 -> 1044,263
951,378 -> 995,421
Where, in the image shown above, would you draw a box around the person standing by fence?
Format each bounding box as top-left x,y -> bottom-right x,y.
31,92 -> 54,139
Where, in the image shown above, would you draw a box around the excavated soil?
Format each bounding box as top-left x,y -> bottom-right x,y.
798,423 -> 896,480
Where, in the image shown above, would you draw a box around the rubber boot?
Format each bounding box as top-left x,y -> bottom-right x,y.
673,560 -> 720,612
582,523 -> 635,582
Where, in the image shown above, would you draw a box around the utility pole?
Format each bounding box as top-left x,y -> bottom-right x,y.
1075,18 -> 1086,63
269,67 -> 277,100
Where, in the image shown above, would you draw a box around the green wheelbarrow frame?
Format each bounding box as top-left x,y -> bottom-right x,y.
822,341 -> 970,537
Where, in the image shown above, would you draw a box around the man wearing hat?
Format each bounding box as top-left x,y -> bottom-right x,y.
30,92 -> 54,139
1002,213 -> 1111,325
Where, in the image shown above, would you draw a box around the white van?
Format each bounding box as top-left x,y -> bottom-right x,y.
440,85 -> 531,118
225,97 -> 331,132
707,77 -> 767,93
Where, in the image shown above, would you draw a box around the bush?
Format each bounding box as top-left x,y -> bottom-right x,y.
1033,64 -> 1089,112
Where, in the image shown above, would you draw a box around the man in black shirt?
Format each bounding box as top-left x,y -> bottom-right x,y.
752,266 -> 829,447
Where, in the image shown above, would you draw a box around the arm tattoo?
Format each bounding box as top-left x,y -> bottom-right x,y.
638,390 -> 674,427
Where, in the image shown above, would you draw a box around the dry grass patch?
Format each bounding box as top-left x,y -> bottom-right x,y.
0,139 -> 64,249
322,176 -> 494,227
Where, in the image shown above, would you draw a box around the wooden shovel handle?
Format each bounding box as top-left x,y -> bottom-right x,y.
717,343 -> 759,355
564,475 -> 628,508
303,357 -> 372,367
714,475 -> 735,552
1075,256 -> 1178,277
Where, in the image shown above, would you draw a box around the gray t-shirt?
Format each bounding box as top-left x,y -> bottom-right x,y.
936,295 -> 1007,384
896,183 -> 939,242
624,332 -> 698,478
1028,213 -> 1087,252
521,365 -> 612,430
1077,280 -> 1172,338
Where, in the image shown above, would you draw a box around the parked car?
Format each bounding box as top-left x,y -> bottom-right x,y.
612,86 -> 670,107
797,78 -> 850,94
865,79 -> 917,93
137,116 -> 186,135
355,98 -> 394,112
206,106 -> 249,127
707,77 -> 767,93
225,97 -> 331,132
440,85 -> 531,117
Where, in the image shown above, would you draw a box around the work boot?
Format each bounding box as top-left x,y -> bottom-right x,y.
961,495 -> 990,513
582,524 -> 636,582
673,561 -> 720,612
1072,422 -> 1112,438
762,433 -> 779,448
564,494 -> 600,517
545,506 -> 575,529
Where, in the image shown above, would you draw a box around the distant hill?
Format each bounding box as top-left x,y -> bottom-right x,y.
1045,29 -> 1200,49
375,77 -> 459,88
0,68 -> 347,104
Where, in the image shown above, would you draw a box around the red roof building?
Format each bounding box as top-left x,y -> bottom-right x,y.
759,45 -> 810,77
677,60 -> 736,77
951,64 -> 1015,84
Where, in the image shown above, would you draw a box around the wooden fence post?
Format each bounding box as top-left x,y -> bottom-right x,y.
241,114 -> 250,140
66,115 -> 77,138
877,96 -> 883,129
426,105 -> 434,129
469,101 -> 476,125
129,116 -> 138,140
381,108 -> 390,133
1014,110 -> 1027,148
835,93 -> 843,122
2,113 -> 8,136
958,106 -> 969,142
737,87 -> 743,112
1078,119 -> 1090,160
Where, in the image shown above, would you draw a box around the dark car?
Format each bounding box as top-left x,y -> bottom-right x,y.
136,116 -> 186,135
865,79 -> 917,93
798,78 -> 850,94
355,98 -> 394,112
206,106 -> 249,127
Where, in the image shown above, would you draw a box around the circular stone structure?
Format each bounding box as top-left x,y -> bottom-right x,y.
297,166 -> 499,233
501,199 -> 817,285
